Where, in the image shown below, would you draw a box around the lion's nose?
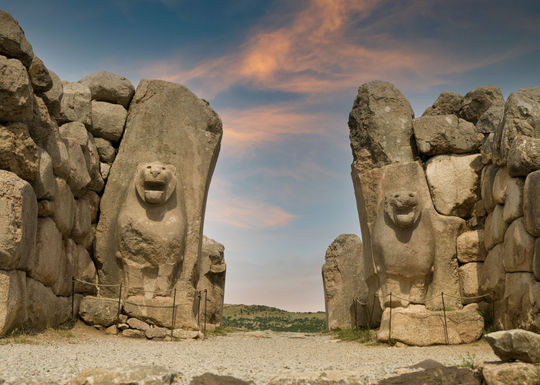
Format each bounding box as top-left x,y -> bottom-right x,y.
150,169 -> 160,177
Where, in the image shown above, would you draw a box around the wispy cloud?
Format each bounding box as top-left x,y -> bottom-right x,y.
206,178 -> 295,229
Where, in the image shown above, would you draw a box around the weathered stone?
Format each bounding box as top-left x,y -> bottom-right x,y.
80,190 -> 100,224
377,366 -> 480,385
59,121 -> 88,147
485,329 -> 540,363
481,362 -> 540,385
492,167 -> 509,205
122,328 -> 145,338
71,366 -> 182,385
503,218 -> 534,272
127,317 -> 150,331
96,80 -> 222,330
0,269 -> 26,336
104,325 -> 118,335
123,296 -> 186,328
28,56 -> 51,93
0,10 -> 34,67
508,135 -> 540,176
484,205 -> 507,251
497,272 -> 540,331
0,122 -> 38,181
535,238 -> 540,281
496,87 -> 540,163
197,236 -> 226,326
52,177 -> 75,237
48,136 -> 70,179
503,177 -> 524,223
0,55 -> 32,123
376,304 -> 484,345
0,170 -> 37,270
172,329 -> 201,339
268,371 -> 369,385
89,101 -> 127,143
41,70 -> 63,119
349,81 -> 414,170
37,199 -> 54,217
457,230 -> 486,263
84,133 -> 104,193
79,296 -> 118,327
58,81 -> 91,125
27,94 -> 57,147
425,154 -> 482,218
481,165 -> 498,211
27,217 -> 64,288
480,133 -> 494,165
413,115 -> 482,155
523,170 -> 540,237
94,137 -> 116,164
31,148 -> 55,200
476,103 -> 504,134
65,139 -> 91,196
100,162 -> 110,180
25,276 -> 70,331
72,198 -> 92,245
74,244 -> 96,294
459,85 -> 504,124
480,244 -> 505,300
422,92 -> 463,117
458,263 -> 482,304
322,234 -> 375,329
79,71 -> 135,108
145,326 -> 169,339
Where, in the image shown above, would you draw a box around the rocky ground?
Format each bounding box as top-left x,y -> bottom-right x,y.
0,322 -> 499,384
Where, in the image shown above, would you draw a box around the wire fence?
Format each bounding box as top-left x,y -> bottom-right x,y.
352,290 -> 494,345
72,277 -> 208,338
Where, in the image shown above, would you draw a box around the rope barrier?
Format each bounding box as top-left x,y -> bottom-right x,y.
124,301 -> 179,309
74,278 -> 121,288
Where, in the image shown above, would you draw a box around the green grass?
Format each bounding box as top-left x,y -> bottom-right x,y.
222,304 -> 326,333
331,327 -> 375,343
458,352 -> 476,369
207,326 -> 238,336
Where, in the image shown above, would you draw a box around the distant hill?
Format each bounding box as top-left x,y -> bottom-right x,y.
222,304 -> 326,332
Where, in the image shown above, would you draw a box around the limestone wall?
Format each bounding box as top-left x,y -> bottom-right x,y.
341,80 -> 540,338
0,10 -> 135,335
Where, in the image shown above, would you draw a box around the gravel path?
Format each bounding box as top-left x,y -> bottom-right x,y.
0,324 -> 498,384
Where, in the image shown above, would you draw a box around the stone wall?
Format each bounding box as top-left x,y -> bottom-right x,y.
0,10 -> 225,336
335,80 -> 540,341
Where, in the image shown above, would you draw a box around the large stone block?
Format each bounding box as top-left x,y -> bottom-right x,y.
28,56 -> 52,93
0,122 -> 38,181
535,238 -> 540,281
349,81 -> 414,170
197,236 -> 226,326
413,114 -> 482,155
459,85 -> 504,124
0,55 -> 32,123
495,87 -> 540,163
84,133 -> 104,193
503,176 -> 524,224
89,101 -> 127,143
79,296 -> 118,327
422,91 -> 462,116
74,244 -> 96,294
0,10 -> 34,67
65,139 -> 91,196
481,165 -> 498,211
94,137 -> 116,164
481,362 -> 540,385
376,304 -> 483,345
492,167 -> 509,205
425,154 -> 482,218
52,177 -> 75,237
523,170 -> 540,237
28,217 -> 64,289
508,135 -> 540,177
71,366 -> 182,385
497,272 -> 540,331
58,81 -> 91,125
485,329 -> 540,363
31,147 -> 55,200
0,269 -> 26,336
79,71 -> 135,108
457,230 -> 486,263
503,218 -> 534,272
0,170 -> 37,271
458,262 -> 482,304
123,295 -> 185,328
484,205 -> 507,251
25,276 -> 71,331
59,121 -> 89,146
479,244 -> 505,300
96,80 -> 222,330
476,103 -> 504,134
72,197 -> 92,245
41,70 -> 63,119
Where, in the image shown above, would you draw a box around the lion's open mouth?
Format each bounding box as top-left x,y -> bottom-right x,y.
143,180 -> 167,204
144,180 -> 166,192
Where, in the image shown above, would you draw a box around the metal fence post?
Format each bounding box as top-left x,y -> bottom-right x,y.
203,289 -> 207,338
171,288 -> 177,338
71,276 -> 75,320
441,292 -> 449,344
116,282 -> 123,329
388,292 -> 392,343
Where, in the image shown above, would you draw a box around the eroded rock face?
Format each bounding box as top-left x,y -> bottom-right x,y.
0,269 -> 26,336
96,80 -> 222,329
523,170 -> 540,237
481,362 -> 540,385
58,81 -> 91,125
422,91 -> 463,117
71,366 -> 183,385
0,10 -> 34,68
197,236 -> 226,326
89,101 -> 127,143
0,55 -> 33,123
79,71 -> 135,108
0,122 -> 38,181
459,85 -> 504,124
485,329 -> 540,363
507,135 -> 540,176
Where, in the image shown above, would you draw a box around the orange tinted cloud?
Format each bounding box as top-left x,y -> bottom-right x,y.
206,178 -> 295,229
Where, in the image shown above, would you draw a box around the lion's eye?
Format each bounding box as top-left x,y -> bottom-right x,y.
409,193 -> 415,197
162,167 -> 165,170
394,194 -> 399,198
146,166 -> 151,169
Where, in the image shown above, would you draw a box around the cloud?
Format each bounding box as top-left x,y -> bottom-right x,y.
206,178 -> 295,229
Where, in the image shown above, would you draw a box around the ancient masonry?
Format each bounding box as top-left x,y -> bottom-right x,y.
0,10 -> 226,337
323,81 -> 540,345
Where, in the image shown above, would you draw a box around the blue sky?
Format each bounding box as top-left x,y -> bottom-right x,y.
3,0 -> 539,311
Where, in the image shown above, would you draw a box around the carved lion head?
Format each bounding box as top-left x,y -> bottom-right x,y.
384,190 -> 421,229
135,161 -> 177,205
